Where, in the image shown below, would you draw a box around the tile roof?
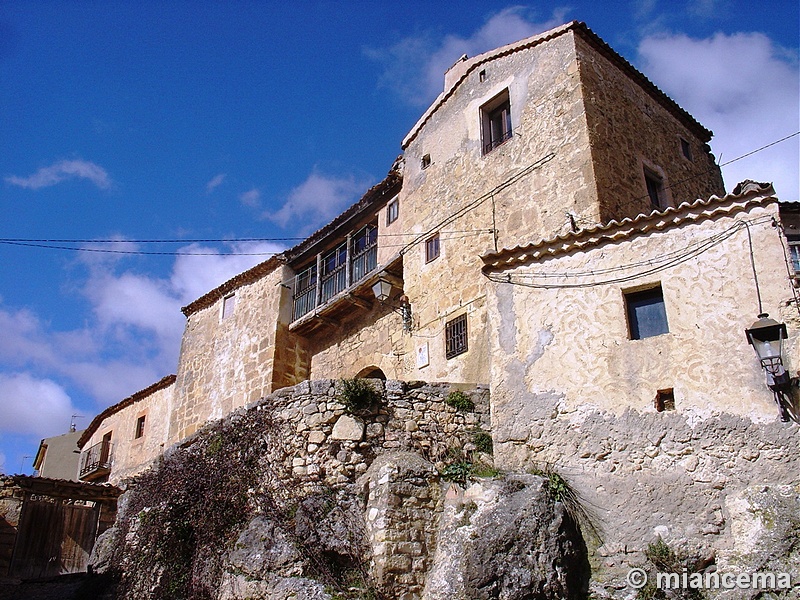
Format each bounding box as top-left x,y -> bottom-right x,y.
402,21 -> 712,150
78,374 -> 177,449
180,162 -> 402,318
481,181 -> 777,273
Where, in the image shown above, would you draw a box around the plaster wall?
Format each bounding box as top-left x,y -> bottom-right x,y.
169,265 -> 292,444
35,430 -> 83,481
487,200 -> 800,577
82,383 -> 173,485
575,35 -> 725,219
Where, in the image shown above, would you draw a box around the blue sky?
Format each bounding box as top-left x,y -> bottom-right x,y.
1,1 -> 798,476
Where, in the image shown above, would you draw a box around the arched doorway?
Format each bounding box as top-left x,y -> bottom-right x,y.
355,366 -> 386,380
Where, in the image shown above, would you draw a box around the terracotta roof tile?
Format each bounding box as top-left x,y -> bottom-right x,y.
402,21 -> 712,150
481,181 -> 777,272
180,163 -> 402,318
78,375 -> 176,449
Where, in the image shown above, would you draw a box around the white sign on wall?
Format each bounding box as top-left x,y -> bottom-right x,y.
416,342 -> 430,369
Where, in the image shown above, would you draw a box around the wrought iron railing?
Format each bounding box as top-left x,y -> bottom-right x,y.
292,265 -> 318,322
79,439 -> 113,479
484,128 -> 512,154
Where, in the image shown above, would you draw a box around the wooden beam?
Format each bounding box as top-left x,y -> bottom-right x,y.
346,294 -> 372,310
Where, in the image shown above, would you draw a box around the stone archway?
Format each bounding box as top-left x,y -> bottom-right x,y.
355,366 -> 386,380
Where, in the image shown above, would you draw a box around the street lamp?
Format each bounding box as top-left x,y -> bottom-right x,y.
371,277 -> 412,332
745,313 -> 792,421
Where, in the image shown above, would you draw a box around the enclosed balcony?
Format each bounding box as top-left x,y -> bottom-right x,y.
79,438 -> 113,481
291,223 -> 379,321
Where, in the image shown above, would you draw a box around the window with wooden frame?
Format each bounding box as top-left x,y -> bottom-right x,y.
134,415 -> 146,439
644,167 -> 666,210
625,285 -> 669,340
425,233 -> 440,263
481,89 -> 512,155
445,313 -> 468,359
222,293 -> 236,319
680,138 -> 692,161
386,198 -> 399,225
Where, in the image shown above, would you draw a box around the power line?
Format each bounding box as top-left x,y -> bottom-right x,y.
1,134 -> 795,258
483,215 -> 773,289
0,241 -> 281,256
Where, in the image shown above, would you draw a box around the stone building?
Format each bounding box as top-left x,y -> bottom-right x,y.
76,20 -> 798,587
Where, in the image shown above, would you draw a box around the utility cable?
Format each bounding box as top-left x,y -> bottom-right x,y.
484,215 -> 773,289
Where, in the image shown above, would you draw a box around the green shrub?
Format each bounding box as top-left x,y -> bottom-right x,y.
472,431 -> 493,454
338,378 -> 381,413
445,390 -> 474,412
441,461 -> 473,486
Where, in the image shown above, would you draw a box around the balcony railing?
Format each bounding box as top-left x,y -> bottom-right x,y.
79,439 -> 113,480
292,223 -> 378,321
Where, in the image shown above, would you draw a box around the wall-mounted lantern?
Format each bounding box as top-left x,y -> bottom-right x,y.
745,313 -> 792,421
371,276 -> 412,332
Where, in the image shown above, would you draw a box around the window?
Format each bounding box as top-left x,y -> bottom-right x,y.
625,285 -> 669,340
134,415 -> 146,439
386,199 -> 399,225
644,168 -> 666,209
479,69 -> 486,82
425,233 -> 440,263
445,313 -> 468,359
680,138 -> 692,161
655,389 -> 675,412
787,237 -> 800,275
421,154 -> 431,170
222,293 -> 236,319
481,90 -> 512,154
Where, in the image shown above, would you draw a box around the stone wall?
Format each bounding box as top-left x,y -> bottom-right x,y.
170,264 -> 291,444
239,379 -> 491,486
575,34 -> 725,219
0,479 -> 24,576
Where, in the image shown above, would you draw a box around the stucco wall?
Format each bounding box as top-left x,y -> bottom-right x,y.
82,382 -> 173,485
486,199 -> 800,576
169,265 -> 288,444
575,35 -> 726,220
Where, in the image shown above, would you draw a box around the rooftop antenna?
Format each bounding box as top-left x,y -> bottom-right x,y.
70,414 -> 84,432
20,455 -> 31,474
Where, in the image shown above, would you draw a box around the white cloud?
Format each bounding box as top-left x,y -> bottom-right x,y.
638,32 -> 800,198
170,242 -> 284,302
365,6 -> 568,106
0,239 -> 283,411
5,159 -> 112,190
239,187 -> 261,207
266,171 -> 373,231
206,173 -> 226,193
0,373 -> 78,437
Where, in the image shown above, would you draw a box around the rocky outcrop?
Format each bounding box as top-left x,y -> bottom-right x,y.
90,381 -> 590,599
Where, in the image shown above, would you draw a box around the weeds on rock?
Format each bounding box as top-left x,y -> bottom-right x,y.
338,378 -> 381,414
472,430 -> 493,454
635,538 -> 705,600
529,464 -> 602,546
445,390 -> 475,412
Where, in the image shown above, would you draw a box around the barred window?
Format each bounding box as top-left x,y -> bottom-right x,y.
445,313 -> 468,359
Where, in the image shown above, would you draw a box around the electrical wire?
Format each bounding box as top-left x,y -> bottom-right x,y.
483,215 -> 774,289
1,133 -> 795,258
